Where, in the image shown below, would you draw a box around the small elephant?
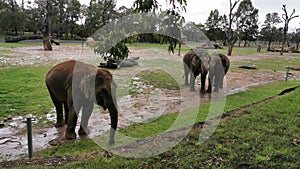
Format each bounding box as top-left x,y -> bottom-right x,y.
207,53 -> 230,93
45,60 -> 118,144
183,49 -> 209,94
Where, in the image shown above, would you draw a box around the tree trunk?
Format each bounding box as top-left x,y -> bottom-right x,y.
178,42 -> 181,56
43,0 -> 53,51
227,43 -> 233,56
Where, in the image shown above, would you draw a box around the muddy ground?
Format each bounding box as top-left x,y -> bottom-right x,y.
0,45 -> 299,162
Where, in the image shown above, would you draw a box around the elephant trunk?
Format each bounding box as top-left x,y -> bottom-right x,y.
102,89 -> 118,144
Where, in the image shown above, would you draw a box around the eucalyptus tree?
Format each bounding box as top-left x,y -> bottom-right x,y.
205,9 -> 226,43
290,29 -> 300,51
24,0 -> 45,34
0,0 -> 22,35
235,0 -> 259,47
85,0 -> 118,35
260,12 -> 282,51
65,0 -> 81,38
133,0 -> 187,55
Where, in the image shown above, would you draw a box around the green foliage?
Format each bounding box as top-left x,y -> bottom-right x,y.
235,0 -> 259,45
205,9 -> 227,42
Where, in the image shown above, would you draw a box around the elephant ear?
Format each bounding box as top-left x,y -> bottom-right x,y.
80,74 -> 95,99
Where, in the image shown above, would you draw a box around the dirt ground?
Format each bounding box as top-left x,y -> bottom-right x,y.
0,45 -> 299,162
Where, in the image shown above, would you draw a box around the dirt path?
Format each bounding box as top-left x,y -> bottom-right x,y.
0,45 -> 299,161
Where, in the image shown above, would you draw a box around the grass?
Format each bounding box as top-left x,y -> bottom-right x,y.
0,42 -> 42,48
31,82 -> 300,169
0,66 -> 52,118
34,80 -> 299,158
135,69 -> 180,90
0,42 -> 299,167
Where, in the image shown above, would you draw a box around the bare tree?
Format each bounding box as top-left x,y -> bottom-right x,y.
226,0 -> 240,56
280,5 -> 299,55
43,0 -> 52,50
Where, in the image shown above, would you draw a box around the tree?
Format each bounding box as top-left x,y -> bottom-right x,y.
85,0 -> 118,35
205,9 -> 226,42
65,0 -> 81,38
0,0 -> 22,35
280,5 -> 299,55
43,0 -> 52,50
260,12 -> 282,51
133,0 -> 187,55
235,0 -> 259,47
226,0 -> 240,56
291,29 -> 300,51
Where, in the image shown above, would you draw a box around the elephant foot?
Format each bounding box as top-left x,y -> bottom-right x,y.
189,87 -> 195,92
55,120 -> 65,127
65,131 -> 76,140
78,127 -> 89,136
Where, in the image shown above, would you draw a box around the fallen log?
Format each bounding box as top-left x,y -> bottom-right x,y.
4,35 -> 60,45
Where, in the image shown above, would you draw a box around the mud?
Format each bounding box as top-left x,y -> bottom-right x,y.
0,45 -> 299,161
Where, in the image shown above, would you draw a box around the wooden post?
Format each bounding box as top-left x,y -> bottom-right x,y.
285,66 -> 290,81
26,118 -> 33,159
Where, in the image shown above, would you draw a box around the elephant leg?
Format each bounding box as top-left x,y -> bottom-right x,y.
47,86 -> 64,127
189,73 -> 196,91
65,105 -> 78,140
200,73 -> 207,94
54,103 -> 64,127
207,76 -> 212,93
184,65 -> 189,85
63,102 -> 69,125
78,103 -> 94,136
65,91 -> 79,140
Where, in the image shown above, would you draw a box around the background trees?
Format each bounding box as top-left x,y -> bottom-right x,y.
0,0 -> 300,55
205,9 -> 227,43
235,0 -> 259,47
260,12 -> 282,51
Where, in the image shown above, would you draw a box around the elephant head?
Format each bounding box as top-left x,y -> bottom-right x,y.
183,49 -> 209,94
207,53 -> 230,93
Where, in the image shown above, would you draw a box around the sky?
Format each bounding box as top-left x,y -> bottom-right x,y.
81,0 -> 300,32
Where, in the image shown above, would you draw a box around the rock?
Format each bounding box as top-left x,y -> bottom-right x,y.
85,37 -> 95,47
118,59 -> 138,68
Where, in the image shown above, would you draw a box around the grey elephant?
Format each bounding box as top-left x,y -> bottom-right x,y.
207,53 -> 230,93
183,49 -> 209,94
45,60 -> 118,144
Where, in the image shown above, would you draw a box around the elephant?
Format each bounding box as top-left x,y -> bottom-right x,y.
183,49 -> 209,94
45,60 -> 118,144
207,53 -> 230,93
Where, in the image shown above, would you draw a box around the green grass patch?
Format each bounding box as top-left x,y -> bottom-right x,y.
39,84 -> 300,168
0,42 -> 42,48
35,80 -> 300,159
0,66 -> 52,117
135,69 -> 179,90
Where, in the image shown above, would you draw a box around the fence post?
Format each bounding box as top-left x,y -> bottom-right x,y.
285,66 -> 290,82
26,118 -> 33,159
